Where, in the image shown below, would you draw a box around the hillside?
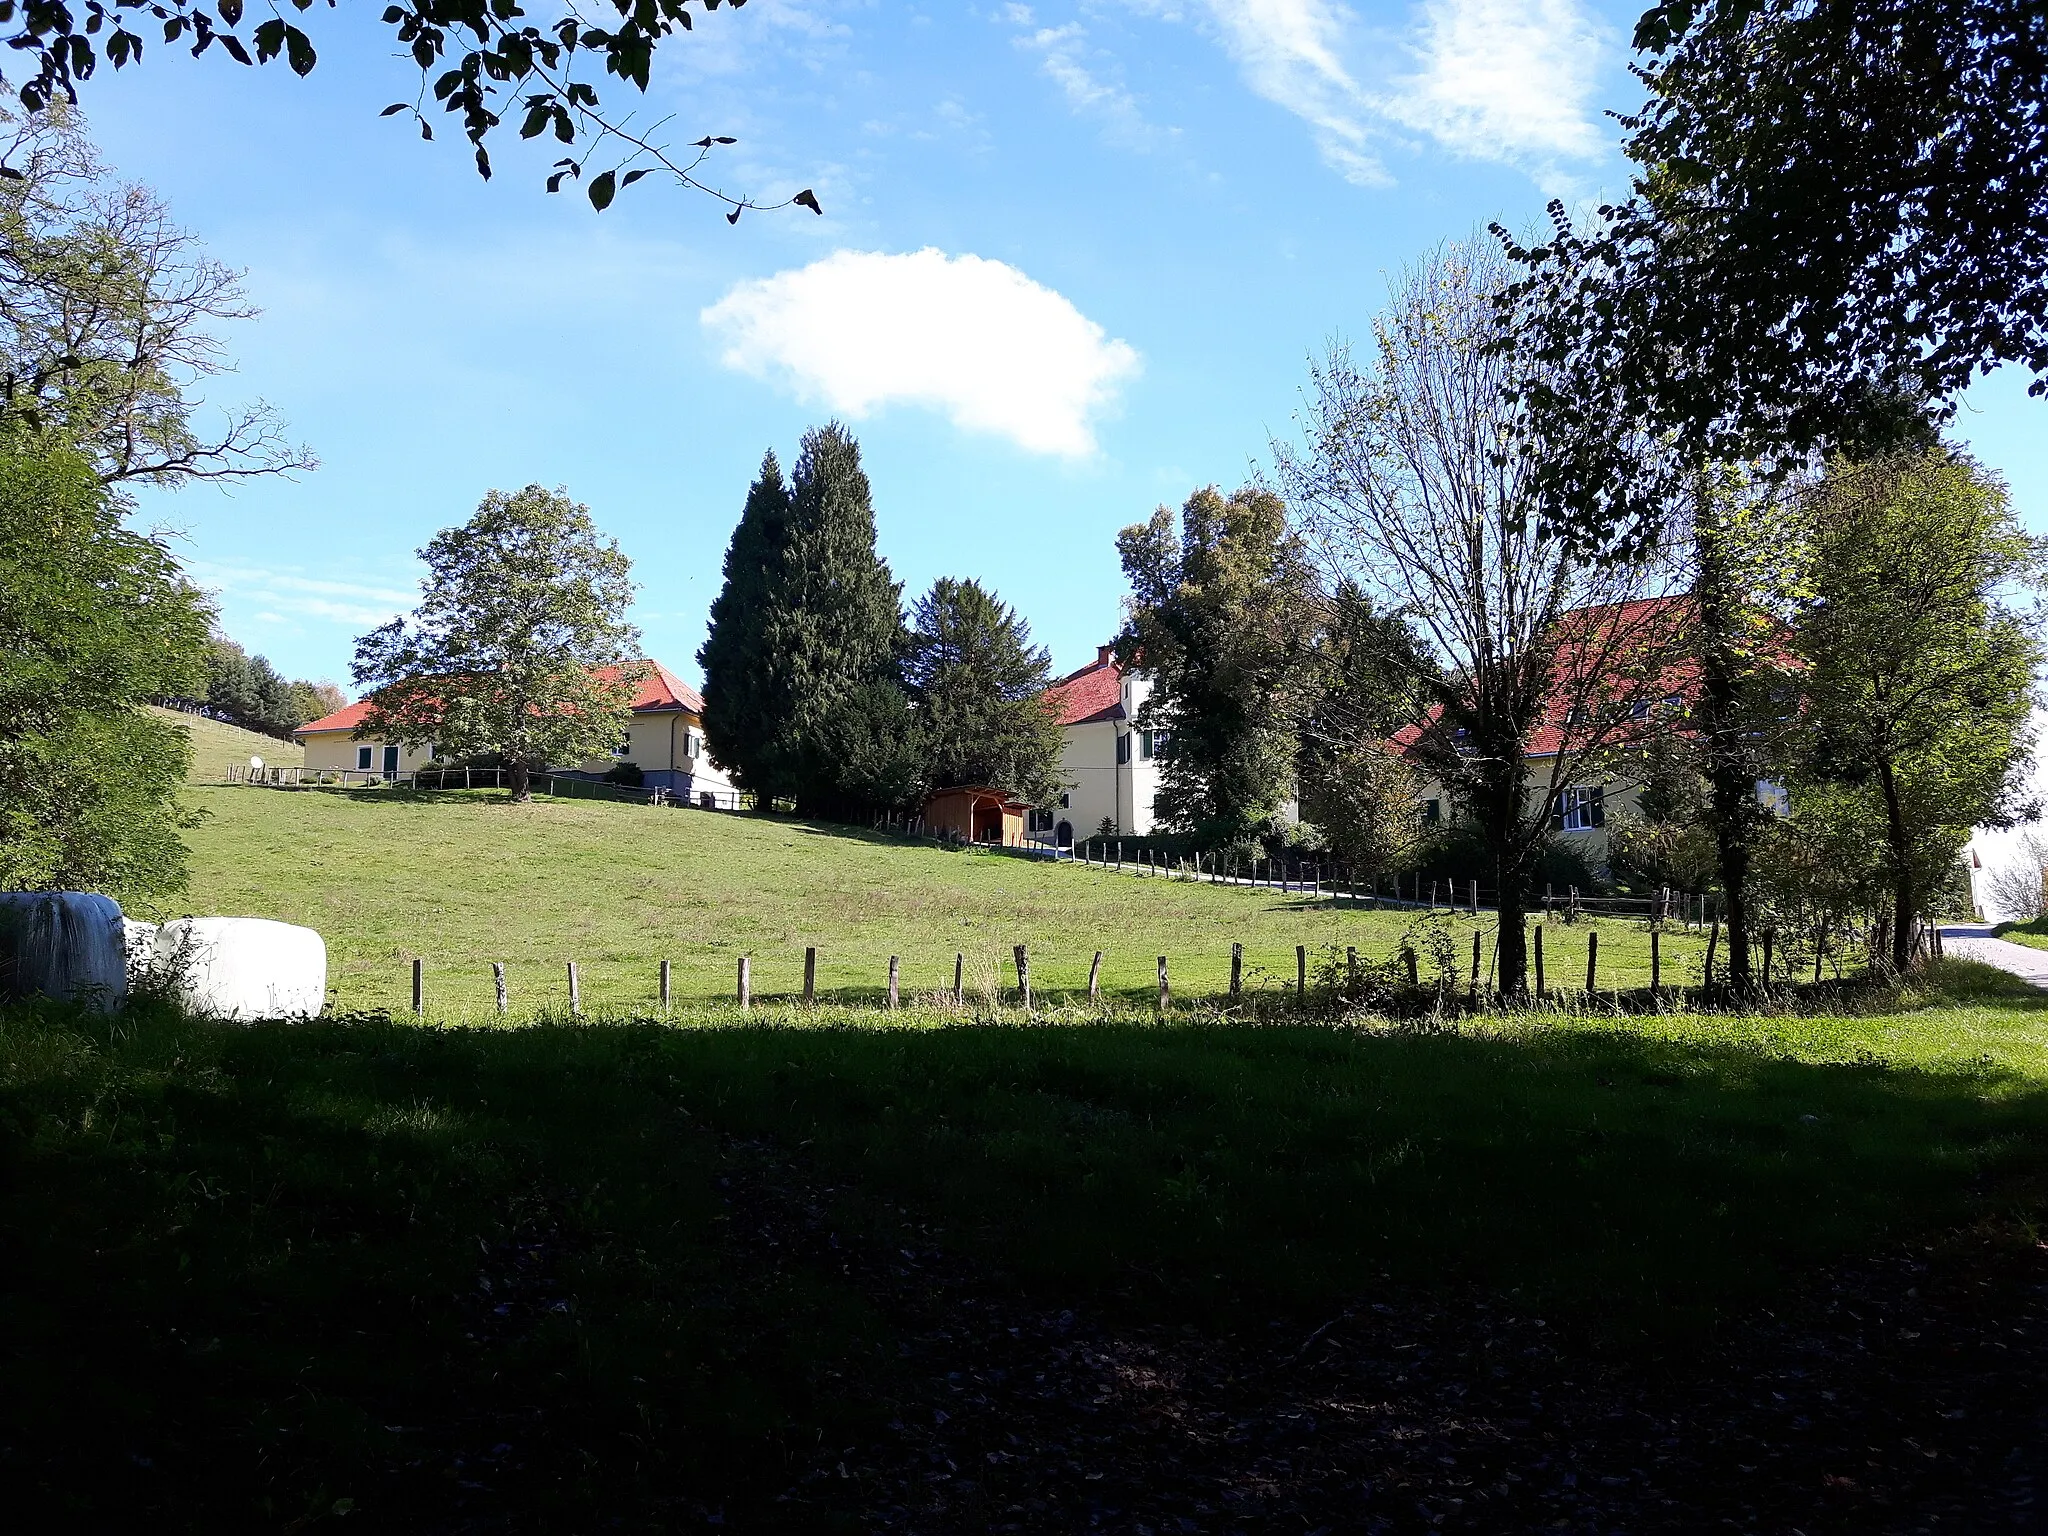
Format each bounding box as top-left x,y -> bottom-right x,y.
179,783 -> 1713,1015
151,705 -> 304,783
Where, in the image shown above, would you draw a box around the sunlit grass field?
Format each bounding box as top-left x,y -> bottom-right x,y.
175,783 -> 1731,1016
151,704 -> 302,782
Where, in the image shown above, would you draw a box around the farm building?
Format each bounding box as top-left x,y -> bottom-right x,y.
293,661 -> 736,804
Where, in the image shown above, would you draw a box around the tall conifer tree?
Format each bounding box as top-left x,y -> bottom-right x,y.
699,450 -> 794,795
699,424 -> 906,815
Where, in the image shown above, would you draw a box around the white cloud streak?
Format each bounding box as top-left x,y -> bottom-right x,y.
189,561 -> 418,630
1012,18 -> 1172,150
701,248 -> 1140,458
1386,0 -> 1608,169
1111,0 -> 1608,186
1197,0 -> 1388,186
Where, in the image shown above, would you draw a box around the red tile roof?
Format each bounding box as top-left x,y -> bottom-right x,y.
1043,648 -> 1125,727
294,660 -> 703,735
1390,597 -> 1705,761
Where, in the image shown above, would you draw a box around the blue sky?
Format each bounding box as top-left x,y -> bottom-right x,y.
78,0 -> 2046,692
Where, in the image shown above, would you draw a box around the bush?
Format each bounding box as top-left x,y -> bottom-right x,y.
604,761 -> 644,787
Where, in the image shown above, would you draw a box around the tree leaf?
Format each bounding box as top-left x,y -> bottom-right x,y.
587,170 -> 616,211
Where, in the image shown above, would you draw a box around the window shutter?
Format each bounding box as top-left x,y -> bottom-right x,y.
1591,785 -> 1606,827
1116,732 -> 1130,764
1550,794 -> 1566,832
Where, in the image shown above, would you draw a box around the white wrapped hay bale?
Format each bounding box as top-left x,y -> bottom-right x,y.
153,917 -> 327,1021
0,892 -> 129,1010
122,920 -> 159,988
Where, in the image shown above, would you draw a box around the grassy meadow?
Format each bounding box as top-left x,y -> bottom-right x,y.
152,704 -> 304,781
1995,916 -> 2048,952
5,961 -> 2047,1523
174,782 -> 1729,1016
11,755 -> 2048,1523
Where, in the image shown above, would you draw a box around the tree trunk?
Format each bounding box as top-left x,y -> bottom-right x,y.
507,759 -> 532,803
1877,757 -> 1915,973
1693,512 -> 1756,991
1496,879 -> 1530,998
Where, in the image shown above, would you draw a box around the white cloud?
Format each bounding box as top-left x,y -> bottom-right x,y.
1112,0 -> 1608,187
701,248 -> 1140,458
1192,0 -> 1388,186
1012,20 -> 1172,150
1386,0 -> 1607,169
188,561 -> 418,630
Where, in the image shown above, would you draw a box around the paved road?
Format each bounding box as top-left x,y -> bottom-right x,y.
1940,924 -> 2048,989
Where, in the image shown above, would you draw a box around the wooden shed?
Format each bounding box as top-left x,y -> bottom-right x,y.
921,785 -> 1031,846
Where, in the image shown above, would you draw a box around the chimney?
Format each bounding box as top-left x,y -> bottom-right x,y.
1097,643 -> 1114,667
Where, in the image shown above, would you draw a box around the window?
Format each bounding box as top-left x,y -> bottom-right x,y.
1139,728 -> 1171,761
1028,808 -> 1055,834
615,730 -> 632,757
1116,732 -> 1131,765
381,744 -> 400,777
683,730 -> 703,759
356,745 -> 373,771
424,744 -> 437,762
1756,779 -> 1791,818
1421,798 -> 1442,825
1556,786 -> 1606,832
1630,699 -> 1650,721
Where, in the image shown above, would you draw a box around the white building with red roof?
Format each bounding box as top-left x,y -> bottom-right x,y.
1038,645 -> 1167,844
292,660 -> 736,805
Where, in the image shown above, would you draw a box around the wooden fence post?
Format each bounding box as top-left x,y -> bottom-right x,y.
1704,919 -> 1720,990
737,956 -> 750,1011
1403,946 -> 1419,988
493,961 -> 507,1015
888,956 -> 900,1010
1230,942 -> 1243,1000
1296,944 -> 1307,1001
1534,924 -> 1546,996
1088,950 -> 1103,1002
412,957 -> 424,1017
1346,945 -> 1358,992
1650,928 -> 1660,992
803,947 -> 817,1005
1014,944 -> 1031,1010
660,958 -> 671,1012
1117,840 -> 1123,871
954,952 -> 965,1005
567,960 -> 580,1016
1157,955 -> 1169,1012
1584,932 -> 1598,994
1469,930 -> 1481,1003
1469,879 -> 1479,918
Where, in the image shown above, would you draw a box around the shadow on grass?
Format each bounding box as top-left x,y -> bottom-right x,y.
4,987 -> 2045,1524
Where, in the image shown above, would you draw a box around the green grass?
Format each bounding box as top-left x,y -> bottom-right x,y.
152,704 -> 303,783
1993,916 -> 2048,952
177,783 -> 1730,1015
4,965 -> 2046,1522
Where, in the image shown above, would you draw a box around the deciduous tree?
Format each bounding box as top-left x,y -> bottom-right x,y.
0,445 -> 210,898
351,484 -> 644,802
1788,447 -> 2042,972
1116,484 -> 1321,851
0,2 -> 820,219
1498,0 -> 2045,554
1278,240 -> 1682,995
0,102 -> 313,487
